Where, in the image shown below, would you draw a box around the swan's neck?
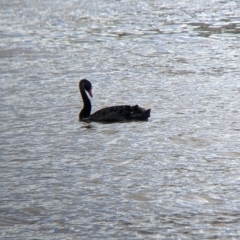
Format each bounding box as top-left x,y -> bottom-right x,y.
79,86 -> 91,119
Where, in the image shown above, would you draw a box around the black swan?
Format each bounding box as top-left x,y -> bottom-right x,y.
79,79 -> 151,122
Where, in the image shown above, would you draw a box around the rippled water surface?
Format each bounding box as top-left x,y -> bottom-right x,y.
1,0 -> 240,239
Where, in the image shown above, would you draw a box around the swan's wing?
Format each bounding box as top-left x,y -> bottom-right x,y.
89,105 -> 131,122
88,105 -> 150,122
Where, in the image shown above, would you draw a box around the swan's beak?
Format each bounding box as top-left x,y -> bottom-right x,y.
88,89 -> 93,98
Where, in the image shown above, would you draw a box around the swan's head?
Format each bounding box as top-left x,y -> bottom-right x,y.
79,79 -> 93,98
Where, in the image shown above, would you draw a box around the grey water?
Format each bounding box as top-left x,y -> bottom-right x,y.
1,0 -> 240,239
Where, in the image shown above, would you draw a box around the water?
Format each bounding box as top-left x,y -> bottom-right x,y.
1,0 -> 240,239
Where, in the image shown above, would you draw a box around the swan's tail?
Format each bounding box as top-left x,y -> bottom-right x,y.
130,105 -> 151,120
144,109 -> 151,119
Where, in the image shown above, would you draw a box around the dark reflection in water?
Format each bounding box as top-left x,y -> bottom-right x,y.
1,0 -> 240,239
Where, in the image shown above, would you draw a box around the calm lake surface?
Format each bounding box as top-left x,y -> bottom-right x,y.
1,0 -> 240,239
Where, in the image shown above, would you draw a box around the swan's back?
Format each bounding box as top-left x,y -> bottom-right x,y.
85,105 -> 150,122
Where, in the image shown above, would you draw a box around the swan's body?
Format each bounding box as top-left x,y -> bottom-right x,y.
79,79 -> 151,122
